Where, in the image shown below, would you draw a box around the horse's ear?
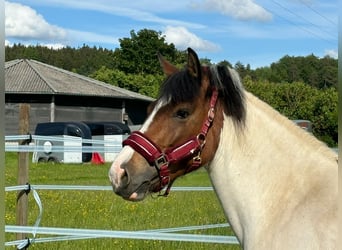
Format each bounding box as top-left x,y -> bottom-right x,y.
158,52 -> 178,76
187,47 -> 201,80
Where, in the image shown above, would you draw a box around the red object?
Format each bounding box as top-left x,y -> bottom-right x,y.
91,152 -> 105,165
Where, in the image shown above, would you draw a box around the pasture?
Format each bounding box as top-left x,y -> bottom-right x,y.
5,152 -> 240,249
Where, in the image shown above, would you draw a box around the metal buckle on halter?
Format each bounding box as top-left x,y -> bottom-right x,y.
207,108 -> 215,122
155,154 -> 168,169
185,152 -> 202,175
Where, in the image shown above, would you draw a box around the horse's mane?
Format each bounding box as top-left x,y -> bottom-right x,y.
247,92 -> 338,160
209,65 -> 246,125
159,65 -> 246,125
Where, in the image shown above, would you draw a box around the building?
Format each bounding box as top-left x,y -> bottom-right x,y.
5,59 -> 154,135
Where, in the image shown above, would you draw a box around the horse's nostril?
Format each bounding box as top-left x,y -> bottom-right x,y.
120,168 -> 130,187
109,161 -> 130,189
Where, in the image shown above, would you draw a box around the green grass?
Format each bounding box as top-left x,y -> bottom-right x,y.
5,153 -> 240,249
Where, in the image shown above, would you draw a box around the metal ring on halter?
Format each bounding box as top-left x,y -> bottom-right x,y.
197,133 -> 206,147
207,108 -> 215,122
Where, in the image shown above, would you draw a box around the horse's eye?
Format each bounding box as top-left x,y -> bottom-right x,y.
176,109 -> 190,119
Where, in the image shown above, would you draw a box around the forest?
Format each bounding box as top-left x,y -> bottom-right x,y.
5,29 -> 338,146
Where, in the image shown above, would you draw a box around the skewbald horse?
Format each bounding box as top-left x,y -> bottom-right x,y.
109,48 -> 337,249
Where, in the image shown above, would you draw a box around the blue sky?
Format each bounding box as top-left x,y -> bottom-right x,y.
4,0 -> 338,69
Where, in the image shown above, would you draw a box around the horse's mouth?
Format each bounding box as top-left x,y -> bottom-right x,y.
124,177 -> 161,201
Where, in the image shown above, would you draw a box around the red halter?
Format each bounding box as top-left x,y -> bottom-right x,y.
122,88 -> 219,196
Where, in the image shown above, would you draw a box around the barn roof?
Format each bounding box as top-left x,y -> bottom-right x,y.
5,59 -> 154,102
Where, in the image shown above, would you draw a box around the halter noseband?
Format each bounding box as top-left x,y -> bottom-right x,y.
122,88 -> 219,196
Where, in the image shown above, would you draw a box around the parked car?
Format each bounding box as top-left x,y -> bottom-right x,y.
293,120 -> 312,132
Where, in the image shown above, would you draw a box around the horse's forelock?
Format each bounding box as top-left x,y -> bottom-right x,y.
158,64 -> 246,125
209,65 -> 246,125
159,70 -> 201,104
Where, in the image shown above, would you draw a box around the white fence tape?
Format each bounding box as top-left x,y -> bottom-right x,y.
5,184 -> 239,248
5,135 -> 122,153
5,225 -> 239,245
5,136 -> 240,247
5,185 -> 213,192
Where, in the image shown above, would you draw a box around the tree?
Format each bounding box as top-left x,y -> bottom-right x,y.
234,61 -> 247,80
218,60 -> 232,68
310,88 -> 338,145
114,29 -> 178,75
200,58 -> 212,65
90,66 -> 162,98
318,56 -> 338,88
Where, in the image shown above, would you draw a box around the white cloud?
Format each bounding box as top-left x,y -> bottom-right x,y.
192,0 -> 272,22
5,39 -> 12,46
324,49 -> 338,59
25,0 -> 205,29
5,40 -> 65,50
5,1 -> 67,41
40,43 -> 66,50
163,26 -> 220,52
4,1 -> 120,47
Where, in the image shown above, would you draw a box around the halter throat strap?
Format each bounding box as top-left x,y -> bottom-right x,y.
122,88 -> 219,195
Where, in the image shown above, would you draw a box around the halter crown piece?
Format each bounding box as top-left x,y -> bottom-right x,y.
122,88 -> 219,196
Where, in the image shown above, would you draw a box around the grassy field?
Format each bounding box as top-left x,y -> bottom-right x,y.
5,152 -> 241,249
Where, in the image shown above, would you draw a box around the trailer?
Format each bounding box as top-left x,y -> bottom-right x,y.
83,121 -> 130,162
32,121 -> 130,163
32,122 -> 92,163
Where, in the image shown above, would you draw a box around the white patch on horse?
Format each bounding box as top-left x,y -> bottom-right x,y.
140,99 -> 168,133
109,98 -> 168,188
108,146 -> 133,187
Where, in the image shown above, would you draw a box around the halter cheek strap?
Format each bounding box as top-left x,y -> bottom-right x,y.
122,131 -> 172,189
122,88 -> 219,196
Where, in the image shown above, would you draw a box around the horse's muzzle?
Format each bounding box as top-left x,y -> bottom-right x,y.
109,160 -> 158,201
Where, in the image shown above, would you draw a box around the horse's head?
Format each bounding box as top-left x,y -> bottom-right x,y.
109,48 -> 245,201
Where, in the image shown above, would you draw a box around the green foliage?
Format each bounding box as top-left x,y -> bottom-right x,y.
310,88 -> 338,146
90,66 -> 163,98
234,62 -> 251,80
114,29 -> 178,75
218,60 -> 233,68
250,54 -> 337,89
5,44 -> 116,76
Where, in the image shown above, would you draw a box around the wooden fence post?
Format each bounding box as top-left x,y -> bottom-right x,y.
16,104 -> 30,241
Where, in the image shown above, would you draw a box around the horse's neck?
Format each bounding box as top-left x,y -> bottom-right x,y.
207,92 -> 337,248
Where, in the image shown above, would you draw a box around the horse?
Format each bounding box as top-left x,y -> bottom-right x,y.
109,48 -> 337,249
